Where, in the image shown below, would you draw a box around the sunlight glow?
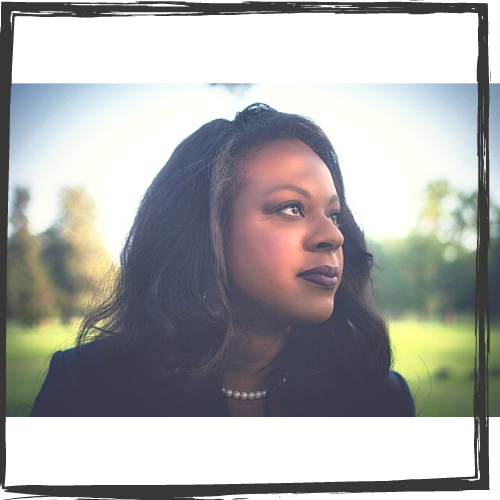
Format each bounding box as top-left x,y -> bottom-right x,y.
9,84 -> 493,262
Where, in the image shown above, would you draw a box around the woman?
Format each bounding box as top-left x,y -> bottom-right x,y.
31,103 -> 414,417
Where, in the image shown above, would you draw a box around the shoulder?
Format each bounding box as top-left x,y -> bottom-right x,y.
386,370 -> 415,416
30,348 -> 74,416
388,370 -> 411,392
47,340 -> 112,386
30,339 -> 133,416
30,339 -> 225,417
348,370 -> 414,417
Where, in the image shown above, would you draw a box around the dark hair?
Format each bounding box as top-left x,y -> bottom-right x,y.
79,103 -> 413,416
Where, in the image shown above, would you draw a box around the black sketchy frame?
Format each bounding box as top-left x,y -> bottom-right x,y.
1,1 -> 491,498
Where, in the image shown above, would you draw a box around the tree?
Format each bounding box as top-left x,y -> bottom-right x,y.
373,181 -> 485,319
417,180 -> 452,237
448,189 -> 499,317
41,187 -> 115,322
488,203 -> 500,318
7,188 -> 56,324
208,83 -> 253,94
372,233 -> 450,318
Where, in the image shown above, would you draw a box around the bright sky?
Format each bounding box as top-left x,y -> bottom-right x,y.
9,83 -> 499,262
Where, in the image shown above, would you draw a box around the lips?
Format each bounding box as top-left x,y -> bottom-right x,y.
298,265 -> 340,289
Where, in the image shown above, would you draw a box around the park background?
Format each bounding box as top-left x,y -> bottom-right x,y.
6,83 -> 500,416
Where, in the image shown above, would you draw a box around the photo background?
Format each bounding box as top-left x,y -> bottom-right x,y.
5,1 -> 498,495
9,83 -> 499,262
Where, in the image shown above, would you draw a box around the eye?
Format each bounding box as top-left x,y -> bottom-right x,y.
278,201 -> 305,218
329,211 -> 341,227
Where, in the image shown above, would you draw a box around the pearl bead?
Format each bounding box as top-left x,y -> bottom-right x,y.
220,380 -> 283,400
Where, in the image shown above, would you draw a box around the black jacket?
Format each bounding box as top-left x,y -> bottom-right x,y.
31,342 -> 415,417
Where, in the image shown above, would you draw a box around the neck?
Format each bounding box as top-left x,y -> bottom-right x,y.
222,317 -> 290,393
221,316 -> 290,415
229,317 -> 291,366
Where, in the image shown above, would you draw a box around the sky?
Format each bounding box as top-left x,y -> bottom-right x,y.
8,83 -> 500,262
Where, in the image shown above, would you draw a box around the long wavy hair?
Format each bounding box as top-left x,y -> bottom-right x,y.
78,103 -> 413,416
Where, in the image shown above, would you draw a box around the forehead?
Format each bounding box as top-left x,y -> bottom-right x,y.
240,139 -> 336,194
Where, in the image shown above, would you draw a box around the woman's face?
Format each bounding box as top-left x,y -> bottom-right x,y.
226,139 -> 344,329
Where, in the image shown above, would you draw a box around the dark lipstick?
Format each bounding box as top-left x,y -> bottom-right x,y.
298,266 -> 339,288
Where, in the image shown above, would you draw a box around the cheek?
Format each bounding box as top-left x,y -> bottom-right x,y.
229,224 -> 300,279
333,247 -> 344,292
338,248 -> 344,280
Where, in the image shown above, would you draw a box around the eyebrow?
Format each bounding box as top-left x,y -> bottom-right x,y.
264,184 -> 339,204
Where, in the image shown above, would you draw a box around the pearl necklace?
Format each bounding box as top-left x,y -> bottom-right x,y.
222,377 -> 286,401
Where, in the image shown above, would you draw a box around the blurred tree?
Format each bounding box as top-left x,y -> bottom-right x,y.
448,189 -> 479,252
41,187 -> 115,322
417,180 -> 452,237
370,240 -> 406,317
209,83 -> 253,94
372,180 -> 495,319
439,245 -> 476,316
488,203 -> 500,318
372,233 -> 448,318
7,187 -> 56,324
208,84 -> 254,103
451,190 -> 477,239
448,189 -> 499,317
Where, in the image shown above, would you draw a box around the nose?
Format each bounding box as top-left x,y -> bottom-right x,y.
304,215 -> 344,253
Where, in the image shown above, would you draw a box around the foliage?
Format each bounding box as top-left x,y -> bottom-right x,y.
371,180 -> 498,319
7,188 -> 57,324
209,83 -> 253,94
7,186 -> 116,325
371,236 -> 476,318
417,180 -> 451,235
40,187 -> 115,322
489,204 -> 500,318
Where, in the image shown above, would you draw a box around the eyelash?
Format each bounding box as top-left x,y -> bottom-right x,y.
276,200 -> 341,228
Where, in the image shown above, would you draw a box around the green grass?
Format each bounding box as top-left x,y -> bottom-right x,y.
6,320 -> 78,417
6,318 -> 499,417
389,318 -> 500,416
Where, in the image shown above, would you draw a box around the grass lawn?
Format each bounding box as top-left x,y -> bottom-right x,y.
6,320 -> 78,417
6,318 -> 499,417
389,317 -> 500,416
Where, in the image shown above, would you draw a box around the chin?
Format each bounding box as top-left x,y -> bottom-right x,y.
291,303 -> 335,325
